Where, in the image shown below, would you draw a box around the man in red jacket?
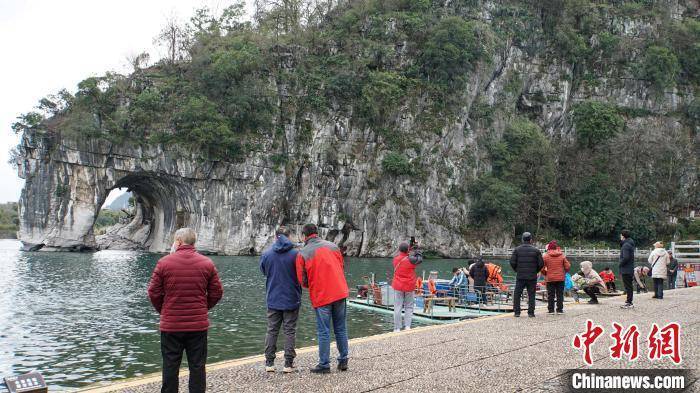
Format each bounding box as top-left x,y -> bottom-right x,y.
295,223 -> 349,373
148,228 -> 223,393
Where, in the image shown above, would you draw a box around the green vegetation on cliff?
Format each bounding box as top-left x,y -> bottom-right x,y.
0,203 -> 19,239
11,0 -> 699,246
94,209 -> 129,235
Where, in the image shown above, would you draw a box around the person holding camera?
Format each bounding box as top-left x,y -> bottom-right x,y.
391,240 -> 423,332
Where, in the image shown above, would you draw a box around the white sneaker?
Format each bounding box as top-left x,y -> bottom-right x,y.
265,365 -> 275,372
283,365 -> 295,373
393,329 -> 400,333
620,303 -> 634,309
404,326 -> 411,331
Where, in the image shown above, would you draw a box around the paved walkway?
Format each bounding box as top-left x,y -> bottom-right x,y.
83,287 -> 700,392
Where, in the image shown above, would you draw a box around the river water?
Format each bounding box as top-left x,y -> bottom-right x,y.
0,239 -> 623,390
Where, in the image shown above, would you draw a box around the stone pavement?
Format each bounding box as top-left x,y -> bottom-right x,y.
82,287 -> 699,392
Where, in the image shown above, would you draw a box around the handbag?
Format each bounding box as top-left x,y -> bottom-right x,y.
647,255 -> 661,277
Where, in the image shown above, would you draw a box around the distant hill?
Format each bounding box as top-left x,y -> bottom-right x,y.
106,192 -> 132,211
0,202 -> 18,239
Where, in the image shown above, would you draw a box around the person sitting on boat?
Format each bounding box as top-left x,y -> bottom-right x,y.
469,257 -> 489,303
391,241 -> 423,332
578,261 -> 607,304
449,267 -> 467,298
599,267 -> 616,292
633,266 -> 650,294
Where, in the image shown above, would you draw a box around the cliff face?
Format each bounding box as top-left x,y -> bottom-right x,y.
15,1 -> 699,256
18,117 -> 476,256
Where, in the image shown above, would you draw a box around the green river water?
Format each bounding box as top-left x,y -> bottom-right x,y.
0,239 -> 624,390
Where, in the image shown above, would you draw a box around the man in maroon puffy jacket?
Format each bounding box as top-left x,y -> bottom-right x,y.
148,228 -> 223,393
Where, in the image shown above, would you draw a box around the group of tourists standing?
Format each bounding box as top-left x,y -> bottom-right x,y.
259,224 -> 349,375
508,229 -> 679,317
618,230 -> 678,306
145,224 -> 349,393
144,225 -> 682,392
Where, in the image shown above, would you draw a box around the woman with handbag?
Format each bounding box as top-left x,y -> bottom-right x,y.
648,241 -> 670,299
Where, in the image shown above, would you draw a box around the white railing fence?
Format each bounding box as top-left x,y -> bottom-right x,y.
479,246 -> 650,259
671,240 -> 700,263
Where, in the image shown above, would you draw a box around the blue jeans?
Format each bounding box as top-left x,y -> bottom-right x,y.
314,298 -> 349,368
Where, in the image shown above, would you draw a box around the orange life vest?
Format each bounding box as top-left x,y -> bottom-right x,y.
415,277 -> 424,294
427,279 -> 437,295
486,263 -> 508,291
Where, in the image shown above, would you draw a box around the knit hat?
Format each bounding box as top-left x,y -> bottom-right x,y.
522,232 -> 532,242
546,240 -> 559,251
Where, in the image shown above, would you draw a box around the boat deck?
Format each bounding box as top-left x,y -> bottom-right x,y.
347,298 -> 500,321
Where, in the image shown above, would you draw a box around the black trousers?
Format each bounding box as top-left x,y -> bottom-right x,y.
513,279 -> 536,315
605,281 -> 617,292
668,272 -> 677,289
583,286 -> 600,302
546,281 -> 565,313
161,331 -> 207,393
475,287 -> 486,304
622,273 -> 634,305
653,278 -> 664,299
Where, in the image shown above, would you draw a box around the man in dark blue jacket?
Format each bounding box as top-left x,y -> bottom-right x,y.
619,229 -> 636,309
260,227 -> 301,373
510,232 -> 544,317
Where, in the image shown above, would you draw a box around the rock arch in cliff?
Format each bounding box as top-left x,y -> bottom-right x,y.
15,134 -> 213,253
94,174 -> 199,251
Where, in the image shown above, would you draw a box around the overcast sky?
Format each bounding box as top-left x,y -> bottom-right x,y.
0,0 -> 253,203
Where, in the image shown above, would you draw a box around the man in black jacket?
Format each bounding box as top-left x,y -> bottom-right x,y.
469,257 -> 489,303
510,232 -> 544,317
619,229 -> 635,309
667,250 -> 678,290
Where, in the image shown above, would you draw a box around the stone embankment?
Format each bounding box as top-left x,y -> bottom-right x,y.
81,287 -> 699,392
